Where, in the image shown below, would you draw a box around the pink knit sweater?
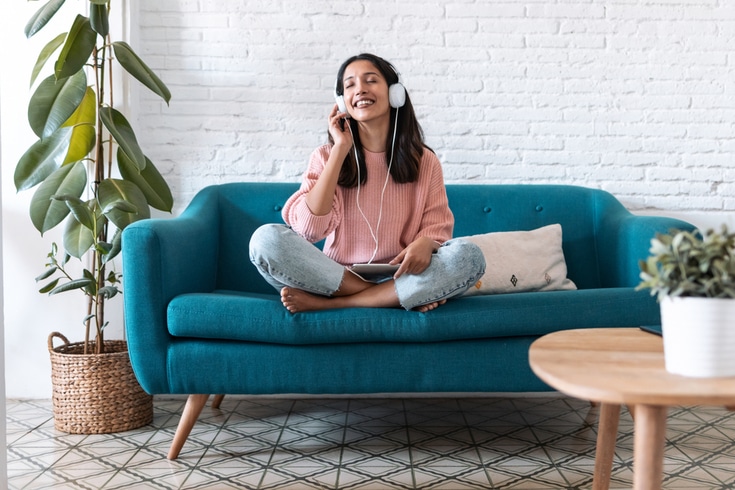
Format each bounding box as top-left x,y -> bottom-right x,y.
282,145 -> 454,266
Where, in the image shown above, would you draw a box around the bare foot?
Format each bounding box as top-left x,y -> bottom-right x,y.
414,299 -> 447,313
281,287 -> 333,313
280,285 -> 445,314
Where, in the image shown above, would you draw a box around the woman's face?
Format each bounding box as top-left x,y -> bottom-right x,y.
341,60 -> 391,123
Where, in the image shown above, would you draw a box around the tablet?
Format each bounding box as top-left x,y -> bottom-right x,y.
350,263 -> 399,275
639,325 -> 663,337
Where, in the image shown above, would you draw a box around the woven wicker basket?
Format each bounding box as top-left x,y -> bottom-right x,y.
48,332 -> 153,434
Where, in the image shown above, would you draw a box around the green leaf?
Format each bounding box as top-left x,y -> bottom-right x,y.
95,241 -> 113,255
101,199 -> 138,215
118,149 -> 174,212
89,3 -> 109,37
112,42 -> 171,104
102,229 -> 122,264
61,86 -> 96,164
82,268 -> 98,296
98,179 -> 150,230
25,0 -> 67,38
98,286 -> 119,299
30,161 -> 87,234
99,107 -> 146,169
106,269 -> 120,284
56,195 -> 96,231
55,15 -> 97,80
49,277 -> 95,295
28,71 -> 87,138
35,266 -> 59,282
15,126 -> 73,191
39,278 -> 61,294
30,32 -> 67,87
62,211 -> 95,259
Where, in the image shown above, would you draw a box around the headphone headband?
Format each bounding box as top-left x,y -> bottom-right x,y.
334,58 -> 406,111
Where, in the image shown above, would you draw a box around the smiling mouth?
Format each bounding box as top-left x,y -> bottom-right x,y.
354,99 -> 374,108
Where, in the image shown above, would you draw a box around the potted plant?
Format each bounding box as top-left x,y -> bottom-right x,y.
15,0 -> 173,433
638,226 -> 735,377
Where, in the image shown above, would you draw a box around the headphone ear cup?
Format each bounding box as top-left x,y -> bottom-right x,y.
389,82 -> 406,108
335,94 -> 347,113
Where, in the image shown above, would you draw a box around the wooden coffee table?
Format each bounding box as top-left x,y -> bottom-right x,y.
529,327 -> 735,490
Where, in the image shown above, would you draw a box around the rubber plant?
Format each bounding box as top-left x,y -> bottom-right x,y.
637,226 -> 735,301
16,0 -> 173,354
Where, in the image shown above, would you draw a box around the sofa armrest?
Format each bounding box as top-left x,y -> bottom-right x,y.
596,211 -> 695,289
122,186 -> 221,393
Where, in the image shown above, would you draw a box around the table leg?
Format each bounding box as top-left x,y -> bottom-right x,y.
593,402 -> 621,490
633,404 -> 668,490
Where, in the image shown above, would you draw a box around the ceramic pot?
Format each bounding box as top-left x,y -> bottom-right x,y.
660,296 -> 735,378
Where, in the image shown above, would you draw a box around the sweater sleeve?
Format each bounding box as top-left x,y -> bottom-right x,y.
415,151 -> 454,244
281,146 -> 344,243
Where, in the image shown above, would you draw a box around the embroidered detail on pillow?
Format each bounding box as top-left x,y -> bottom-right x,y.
459,224 -> 577,296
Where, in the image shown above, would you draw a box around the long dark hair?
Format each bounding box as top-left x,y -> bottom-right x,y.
331,53 -> 427,188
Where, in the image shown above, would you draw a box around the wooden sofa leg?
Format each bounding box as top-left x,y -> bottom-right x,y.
212,394 -> 225,409
168,394 -> 210,460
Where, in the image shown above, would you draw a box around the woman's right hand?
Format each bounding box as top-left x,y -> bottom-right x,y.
305,105 -> 353,215
328,104 -> 353,151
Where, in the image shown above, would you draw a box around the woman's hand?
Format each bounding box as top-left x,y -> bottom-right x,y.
390,237 -> 441,278
305,104 -> 353,216
328,104 -> 353,151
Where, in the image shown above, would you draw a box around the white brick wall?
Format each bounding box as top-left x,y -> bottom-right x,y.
133,0 -> 735,214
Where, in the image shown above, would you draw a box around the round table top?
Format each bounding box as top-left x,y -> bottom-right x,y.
529,328 -> 735,406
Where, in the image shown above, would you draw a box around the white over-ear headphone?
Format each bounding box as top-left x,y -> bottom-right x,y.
334,63 -> 406,113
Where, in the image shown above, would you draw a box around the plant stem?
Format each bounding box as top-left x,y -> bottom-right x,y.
92,38 -> 109,354
95,253 -> 105,355
107,32 -> 114,177
84,294 -> 93,355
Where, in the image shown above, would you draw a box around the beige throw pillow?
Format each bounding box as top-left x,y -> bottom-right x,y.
459,224 -> 577,296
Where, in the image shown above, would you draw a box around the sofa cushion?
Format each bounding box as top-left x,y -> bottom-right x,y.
167,288 -> 659,345
458,224 -> 577,296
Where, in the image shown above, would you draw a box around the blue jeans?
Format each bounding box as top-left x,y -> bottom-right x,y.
249,224 -> 486,310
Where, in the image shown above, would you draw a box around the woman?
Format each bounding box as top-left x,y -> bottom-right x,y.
249,53 -> 485,313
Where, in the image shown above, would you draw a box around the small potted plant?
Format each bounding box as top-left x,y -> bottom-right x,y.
16,0 -> 173,433
637,226 -> 735,377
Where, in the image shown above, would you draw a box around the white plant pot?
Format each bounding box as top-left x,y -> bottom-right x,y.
660,296 -> 735,378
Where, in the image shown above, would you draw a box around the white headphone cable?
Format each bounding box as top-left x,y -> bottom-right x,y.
350,108 -> 400,264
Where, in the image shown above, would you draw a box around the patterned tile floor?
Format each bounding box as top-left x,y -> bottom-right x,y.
6,395 -> 735,489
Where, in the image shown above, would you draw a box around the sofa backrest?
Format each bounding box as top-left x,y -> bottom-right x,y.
446,184 -> 629,290
212,182 -> 631,294
214,183 -> 300,294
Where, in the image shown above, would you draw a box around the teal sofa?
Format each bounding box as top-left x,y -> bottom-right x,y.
122,182 -> 693,459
